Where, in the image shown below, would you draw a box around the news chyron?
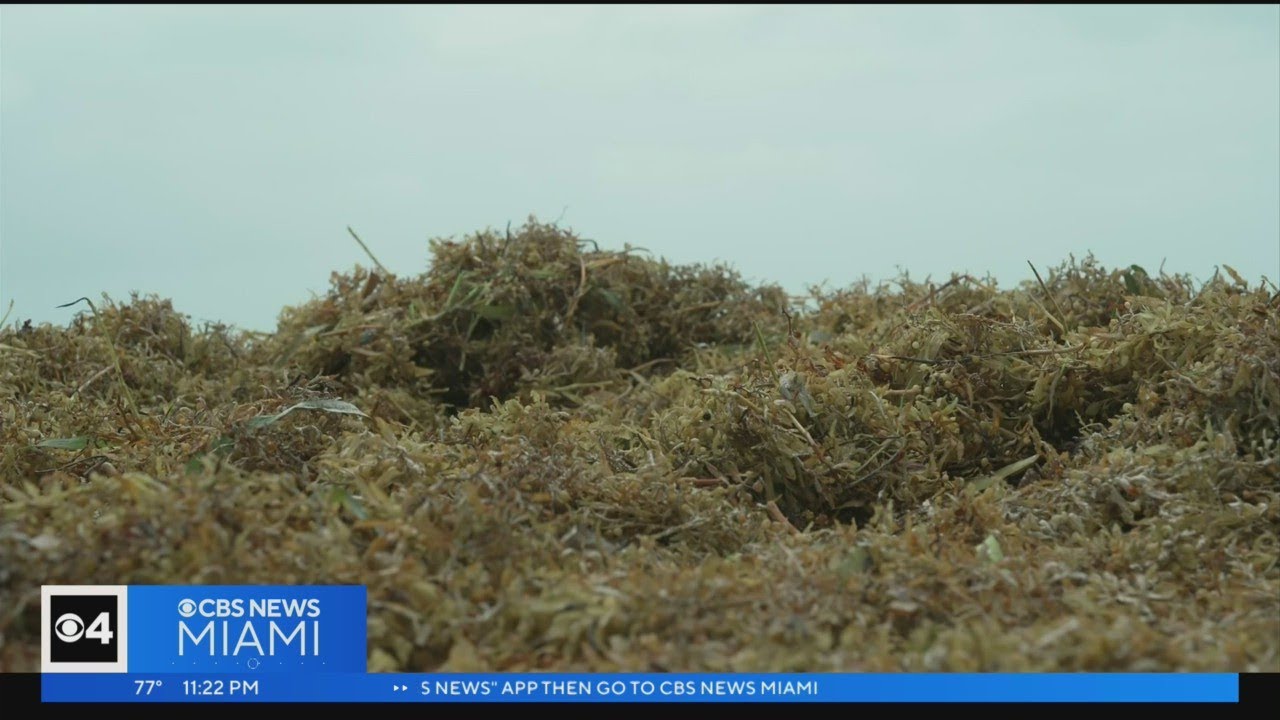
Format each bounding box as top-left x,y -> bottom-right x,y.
41,585 -> 367,674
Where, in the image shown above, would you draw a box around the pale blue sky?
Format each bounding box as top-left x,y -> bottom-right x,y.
2,5 -> 1277,331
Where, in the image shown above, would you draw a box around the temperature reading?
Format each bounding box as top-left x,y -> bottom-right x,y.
134,680 -> 163,695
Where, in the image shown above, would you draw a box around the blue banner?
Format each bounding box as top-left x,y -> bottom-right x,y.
40,585 -> 1239,703
42,672 -> 1239,702
41,585 -> 367,675
128,586 -> 366,674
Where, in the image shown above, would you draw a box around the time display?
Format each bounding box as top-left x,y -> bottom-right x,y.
182,679 -> 260,696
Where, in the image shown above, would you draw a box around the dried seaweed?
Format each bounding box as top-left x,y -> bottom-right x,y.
1,226 -> 1276,672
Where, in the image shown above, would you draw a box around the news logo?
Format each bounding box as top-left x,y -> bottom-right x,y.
131,585 -> 367,673
40,585 -> 365,674
41,585 -> 129,673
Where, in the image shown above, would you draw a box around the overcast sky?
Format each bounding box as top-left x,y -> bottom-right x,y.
2,5 -> 1277,332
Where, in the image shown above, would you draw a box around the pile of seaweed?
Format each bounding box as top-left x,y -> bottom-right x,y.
2,220 -> 1277,671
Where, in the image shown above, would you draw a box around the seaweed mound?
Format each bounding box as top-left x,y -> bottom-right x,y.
1,224 -> 1276,672
270,220 -> 787,414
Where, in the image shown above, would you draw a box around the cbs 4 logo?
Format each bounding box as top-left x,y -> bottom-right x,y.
44,588 -> 125,669
53,609 -> 114,644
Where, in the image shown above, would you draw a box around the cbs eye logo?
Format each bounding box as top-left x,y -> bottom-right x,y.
54,609 -> 113,644
42,586 -> 129,672
50,596 -> 116,661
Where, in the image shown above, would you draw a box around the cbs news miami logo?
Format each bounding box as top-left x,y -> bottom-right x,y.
41,586 -> 128,673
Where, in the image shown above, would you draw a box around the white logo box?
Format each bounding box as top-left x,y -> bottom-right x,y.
41,585 -> 129,673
